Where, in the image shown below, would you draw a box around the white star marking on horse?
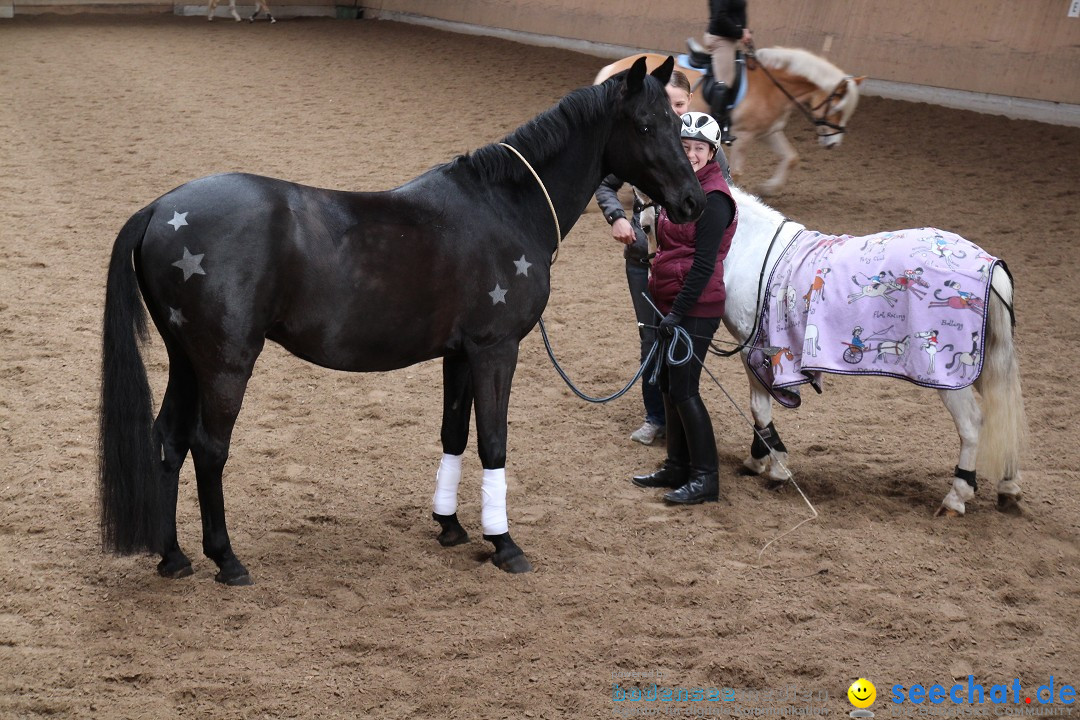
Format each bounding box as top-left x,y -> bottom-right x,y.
168,307 -> 187,326
172,248 -> 206,281
166,211 -> 189,231
513,255 -> 532,277
489,283 -> 507,305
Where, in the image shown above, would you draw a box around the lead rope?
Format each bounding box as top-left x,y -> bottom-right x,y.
640,293 -> 819,564
499,142 -> 561,265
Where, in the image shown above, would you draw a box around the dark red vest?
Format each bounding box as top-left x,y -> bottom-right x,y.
649,161 -> 737,317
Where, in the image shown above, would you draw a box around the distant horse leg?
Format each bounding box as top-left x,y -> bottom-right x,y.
742,362 -> 791,485
759,130 -> 799,197
470,340 -> 531,573
190,362 -> 258,585
935,388 -> 981,517
432,353 -> 472,547
206,0 -> 216,19
227,0 -> 241,21
250,0 -> 274,22
153,356 -> 199,579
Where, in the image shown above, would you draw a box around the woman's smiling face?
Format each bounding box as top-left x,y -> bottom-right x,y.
682,139 -> 714,172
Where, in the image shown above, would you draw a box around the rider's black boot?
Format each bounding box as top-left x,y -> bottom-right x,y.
663,396 -> 720,504
632,394 -> 689,489
709,83 -> 736,146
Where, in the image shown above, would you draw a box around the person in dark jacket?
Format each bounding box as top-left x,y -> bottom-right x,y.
594,70 -> 695,446
632,112 -> 737,504
704,0 -> 752,144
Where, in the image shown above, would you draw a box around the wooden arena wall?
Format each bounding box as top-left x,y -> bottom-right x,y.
4,0 -> 1078,110
360,0 -> 1080,106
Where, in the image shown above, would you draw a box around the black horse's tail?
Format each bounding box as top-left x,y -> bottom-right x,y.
99,206 -> 163,555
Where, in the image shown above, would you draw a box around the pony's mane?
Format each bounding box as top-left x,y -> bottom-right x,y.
756,47 -> 847,90
452,71 -> 666,184
730,186 -> 786,229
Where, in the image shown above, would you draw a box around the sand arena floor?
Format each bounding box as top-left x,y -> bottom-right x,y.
1,14 -> 1079,719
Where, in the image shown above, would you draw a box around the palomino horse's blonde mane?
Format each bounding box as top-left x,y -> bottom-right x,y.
754,47 -> 849,91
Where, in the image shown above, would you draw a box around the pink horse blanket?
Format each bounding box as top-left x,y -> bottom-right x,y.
747,227 -> 1001,408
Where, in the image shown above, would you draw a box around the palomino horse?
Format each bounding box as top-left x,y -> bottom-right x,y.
721,187 -> 1026,517
595,48 -> 864,195
98,57 -> 704,584
207,0 -> 274,22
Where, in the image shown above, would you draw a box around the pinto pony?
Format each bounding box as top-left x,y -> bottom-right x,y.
98,58 -> 704,584
595,48 -> 863,195
721,188 -> 1027,518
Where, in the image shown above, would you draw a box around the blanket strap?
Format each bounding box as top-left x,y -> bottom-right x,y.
712,221 -> 795,357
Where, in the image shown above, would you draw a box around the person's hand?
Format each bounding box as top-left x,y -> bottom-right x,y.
659,312 -> 683,337
611,217 -> 635,245
741,28 -> 753,45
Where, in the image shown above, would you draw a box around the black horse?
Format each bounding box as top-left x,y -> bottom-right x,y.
99,56 -> 704,584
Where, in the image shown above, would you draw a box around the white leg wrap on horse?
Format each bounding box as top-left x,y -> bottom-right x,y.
941,476 -> 976,515
432,453 -> 463,516
481,468 -> 509,536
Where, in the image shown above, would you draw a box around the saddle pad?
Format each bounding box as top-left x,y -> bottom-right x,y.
748,227 -> 1000,408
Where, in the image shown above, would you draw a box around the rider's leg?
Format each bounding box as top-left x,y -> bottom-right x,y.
705,33 -> 738,145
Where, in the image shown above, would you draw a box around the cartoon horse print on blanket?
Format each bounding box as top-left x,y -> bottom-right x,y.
911,231 -> 968,269
929,279 -> 984,314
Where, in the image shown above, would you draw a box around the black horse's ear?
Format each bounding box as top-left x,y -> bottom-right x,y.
626,56 -> 648,94
651,56 -> 675,85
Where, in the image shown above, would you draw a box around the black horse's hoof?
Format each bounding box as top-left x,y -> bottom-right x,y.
484,532 -> 532,573
492,551 -> 532,574
157,553 -> 194,579
433,512 -> 470,546
214,570 -> 253,586
212,556 -> 252,585
438,526 -> 470,547
157,562 -> 194,579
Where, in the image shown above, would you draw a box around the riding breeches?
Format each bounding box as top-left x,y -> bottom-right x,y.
704,34 -> 739,88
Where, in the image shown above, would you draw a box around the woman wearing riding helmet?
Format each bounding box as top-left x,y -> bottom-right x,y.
595,72 -> 732,447
631,111 -> 736,505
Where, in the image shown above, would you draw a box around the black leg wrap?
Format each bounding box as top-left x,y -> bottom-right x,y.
751,422 -> 786,459
954,465 -> 977,492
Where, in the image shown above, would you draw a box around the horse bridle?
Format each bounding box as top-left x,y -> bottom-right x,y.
746,48 -> 852,137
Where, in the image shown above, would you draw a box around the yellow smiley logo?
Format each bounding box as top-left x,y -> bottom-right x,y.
848,678 -> 876,709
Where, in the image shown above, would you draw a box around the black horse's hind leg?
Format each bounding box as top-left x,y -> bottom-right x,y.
190,365 -> 258,586
469,340 -> 531,574
433,353 -> 472,547
153,358 -> 198,579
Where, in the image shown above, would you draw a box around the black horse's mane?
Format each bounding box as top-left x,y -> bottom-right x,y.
453,69 -> 662,184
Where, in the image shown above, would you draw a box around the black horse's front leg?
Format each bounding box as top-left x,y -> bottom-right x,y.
432,355 -> 473,547
469,340 -> 532,574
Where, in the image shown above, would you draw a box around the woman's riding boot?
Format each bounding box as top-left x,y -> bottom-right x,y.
663,396 -> 720,504
632,394 -> 689,488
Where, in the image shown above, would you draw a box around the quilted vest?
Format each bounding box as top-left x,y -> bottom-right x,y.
649,161 -> 737,317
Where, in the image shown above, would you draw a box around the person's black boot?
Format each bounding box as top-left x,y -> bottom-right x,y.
663,396 -> 720,504
632,394 -> 689,489
709,84 -> 736,146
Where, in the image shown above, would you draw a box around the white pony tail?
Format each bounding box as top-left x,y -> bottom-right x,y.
975,265 -> 1027,482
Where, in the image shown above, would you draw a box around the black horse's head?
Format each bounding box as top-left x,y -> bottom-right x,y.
604,57 -> 705,224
